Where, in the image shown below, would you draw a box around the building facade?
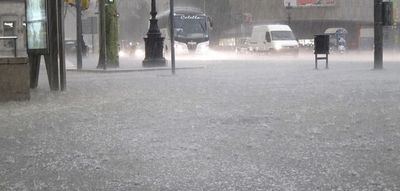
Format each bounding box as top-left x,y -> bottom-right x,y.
224,0 -> 400,49
1,0 -> 399,53
0,0 -> 26,56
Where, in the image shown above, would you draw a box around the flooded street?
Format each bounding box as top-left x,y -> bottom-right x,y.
1,54 -> 400,190
2,0 -> 400,190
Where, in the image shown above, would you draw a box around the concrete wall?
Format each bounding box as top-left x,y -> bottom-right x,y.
0,57 -> 30,102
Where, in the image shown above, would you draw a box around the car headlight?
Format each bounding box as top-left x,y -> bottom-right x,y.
274,44 -> 283,51
119,50 -> 127,57
134,49 -> 145,58
197,42 -> 210,52
174,41 -> 188,53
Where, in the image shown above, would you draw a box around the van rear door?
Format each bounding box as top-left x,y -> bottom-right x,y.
265,31 -> 272,51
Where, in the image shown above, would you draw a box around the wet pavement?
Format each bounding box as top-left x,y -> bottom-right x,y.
1,52 -> 400,190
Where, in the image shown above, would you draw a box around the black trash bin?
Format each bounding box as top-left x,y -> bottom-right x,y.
314,35 -> 329,55
314,34 -> 330,69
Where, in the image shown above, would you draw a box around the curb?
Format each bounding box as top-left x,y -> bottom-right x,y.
66,66 -> 206,73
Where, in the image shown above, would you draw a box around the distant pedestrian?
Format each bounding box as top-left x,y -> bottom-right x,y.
338,37 -> 346,47
82,40 -> 88,57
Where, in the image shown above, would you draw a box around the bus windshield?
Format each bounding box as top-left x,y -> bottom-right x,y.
174,15 -> 207,39
271,31 -> 296,41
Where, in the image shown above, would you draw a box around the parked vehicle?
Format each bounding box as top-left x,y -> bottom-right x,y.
248,24 -> 299,55
235,37 -> 250,54
65,39 -> 88,56
65,40 -> 76,55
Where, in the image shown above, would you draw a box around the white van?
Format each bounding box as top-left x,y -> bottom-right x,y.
248,25 -> 299,54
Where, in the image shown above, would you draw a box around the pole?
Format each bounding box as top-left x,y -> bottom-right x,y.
97,0 -> 106,69
76,0 -> 83,70
13,38 -> 17,57
91,17 -> 95,53
58,0 -> 66,90
287,2 -> 292,27
46,0 -> 60,91
394,0 -> 399,48
375,0 -> 384,69
170,0 -> 175,74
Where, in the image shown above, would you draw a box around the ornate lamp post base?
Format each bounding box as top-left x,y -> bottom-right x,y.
142,36 -> 166,67
143,58 -> 166,67
142,0 -> 167,67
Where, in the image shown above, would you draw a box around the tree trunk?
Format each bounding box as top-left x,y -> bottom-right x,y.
97,0 -> 106,69
106,0 -> 119,67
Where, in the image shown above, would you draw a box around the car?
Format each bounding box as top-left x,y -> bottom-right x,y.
64,40 -> 88,56
235,37 -> 250,54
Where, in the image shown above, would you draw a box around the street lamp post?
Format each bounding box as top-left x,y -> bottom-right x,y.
374,0 -> 383,69
76,0 -> 83,70
143,0 -> 166,67
286,2 -> 293,27
170,0 -> 175,74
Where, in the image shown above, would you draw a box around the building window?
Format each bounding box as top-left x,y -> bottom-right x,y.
3,21 -> 16,48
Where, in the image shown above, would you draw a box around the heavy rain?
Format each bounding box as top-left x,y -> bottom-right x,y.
1,0 -> 400,190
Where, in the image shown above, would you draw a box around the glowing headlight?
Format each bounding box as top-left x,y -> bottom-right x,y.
274,44 -> 283,51
197,42 -> 210,52
119,50 -> 127,57
174,41 -> 188,53
134,49 -> 145,58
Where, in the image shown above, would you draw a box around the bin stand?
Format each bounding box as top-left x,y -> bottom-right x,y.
315,53 -> 329,70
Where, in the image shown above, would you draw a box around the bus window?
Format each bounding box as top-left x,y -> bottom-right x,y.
174,15 -> 207,38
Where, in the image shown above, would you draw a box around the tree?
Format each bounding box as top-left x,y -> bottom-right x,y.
105,0 -> 119,67
97,0 -> 106,69
204,0 -> 233,44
